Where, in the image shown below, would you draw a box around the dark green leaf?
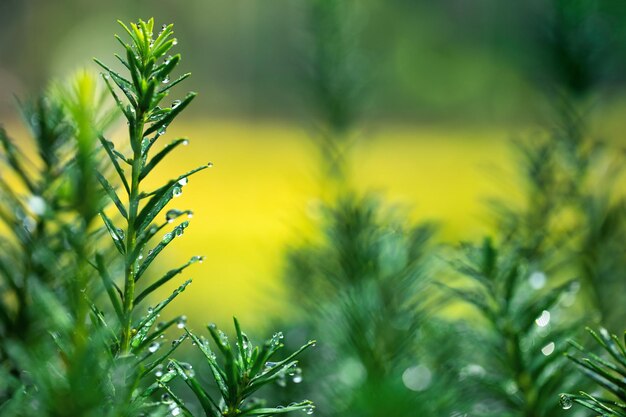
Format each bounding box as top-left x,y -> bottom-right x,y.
96,171 -> 128,219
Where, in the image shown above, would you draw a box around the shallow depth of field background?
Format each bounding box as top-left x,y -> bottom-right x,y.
2,0 -> 626,330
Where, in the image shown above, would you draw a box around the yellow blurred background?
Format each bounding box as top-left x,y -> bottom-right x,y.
3,117 -> 512,330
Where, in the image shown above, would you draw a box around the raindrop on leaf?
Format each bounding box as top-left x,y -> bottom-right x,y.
559,394 -> 573,410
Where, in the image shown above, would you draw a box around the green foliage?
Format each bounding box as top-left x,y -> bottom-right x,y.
563,328 -> 626,416
164,318 -> 315,417
281,3 -> 469,415
282,193 -> 465,416
286,193 -> 437,369
490,0 -> 626,331
447,238 -> 583,416
0,18 -> 314,417
92,17 -> 208,357
0,73 -> 158,417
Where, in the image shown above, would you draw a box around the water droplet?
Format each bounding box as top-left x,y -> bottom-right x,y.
187,212 -> 193,219
147,307 -> 154,314
292,368 -> 303,383
166,209 -> 183,222
529,271 -> 546,290
175,227 -> 184,237
154,364 -> 164,378
535,310 -> 551,327
148,249 -> 154,255
459,363 -> 485,380
541,341 -> 555,356
505,380 -> 518,395
402,365 -> 432,392
103,74 -> 111,80
171,407 -> 181,416
303,406 -> 314,415
171,100 -> 181,109
207,161 -> 214,168
559,394 -> 573,410
162,76 -> 170,84
181,362 -> 194,377
172,39 -> 178,46
138,253 -> 144,260
178,177 -> 188,186
161,393 -> 173,404
191,255 -> 205,263
158,126 -> 167,136
148,342 -> 160,353
163,232 -> 173,242
270,332 -> 284,347
115,228 -> 125,240
182,139 -> 189,146
176,316 -> 187,329
218,330 -> 229,346
27,195 -> 46,216
276,371 -> 287,387
172,187 -> 182,198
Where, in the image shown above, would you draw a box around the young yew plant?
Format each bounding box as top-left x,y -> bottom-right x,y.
0,18 -> 315,417
93,18 -> 207,356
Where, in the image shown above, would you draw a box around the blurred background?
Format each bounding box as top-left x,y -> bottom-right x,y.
2,0 -> 626,331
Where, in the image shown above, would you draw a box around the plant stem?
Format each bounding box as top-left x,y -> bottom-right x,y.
121,117 -> 144,354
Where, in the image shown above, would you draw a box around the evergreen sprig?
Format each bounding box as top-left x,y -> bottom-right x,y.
283,194 -> 462,416
446,238 -> 583,417
562,328 -> 626,416
163,318 -> 315,417
92,18 -> 210,357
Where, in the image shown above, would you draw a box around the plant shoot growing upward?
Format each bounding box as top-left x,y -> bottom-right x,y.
93,18 -> 211,356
